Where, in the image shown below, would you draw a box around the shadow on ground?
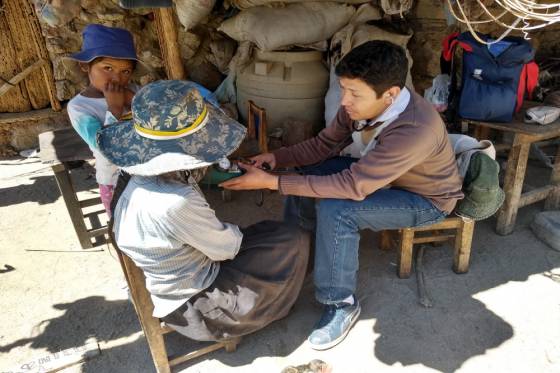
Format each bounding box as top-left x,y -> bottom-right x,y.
0,162 -> 97,207
0,296 -> 139,355
3,162 -> 559,372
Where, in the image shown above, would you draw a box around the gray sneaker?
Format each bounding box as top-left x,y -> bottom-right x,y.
307,297 -> 361,350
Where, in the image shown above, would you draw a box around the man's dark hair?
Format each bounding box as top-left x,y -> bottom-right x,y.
335,40 -> 408,98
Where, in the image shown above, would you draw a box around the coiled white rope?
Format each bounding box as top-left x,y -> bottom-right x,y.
446,0 -> 560,44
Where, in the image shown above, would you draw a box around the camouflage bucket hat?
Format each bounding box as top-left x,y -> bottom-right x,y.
97,80 -> 246,176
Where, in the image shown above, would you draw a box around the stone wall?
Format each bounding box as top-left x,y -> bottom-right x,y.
19,0 -> 560,103
33,0 -> 165,101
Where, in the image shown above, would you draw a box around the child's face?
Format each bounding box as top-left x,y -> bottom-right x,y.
81,57 -> 135,92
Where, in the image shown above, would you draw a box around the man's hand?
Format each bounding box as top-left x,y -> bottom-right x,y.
219,163 -> 279,191
250,153 -> 277,170
104,81 -> 127,120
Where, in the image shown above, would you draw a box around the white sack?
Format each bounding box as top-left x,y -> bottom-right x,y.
174,0 -> 215,30
229,0 -> 368,10
218,2 -> 355,51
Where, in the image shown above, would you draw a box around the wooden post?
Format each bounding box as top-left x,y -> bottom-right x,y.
453,217 -> 474,274
22,0 -> 62,111
51,163 -> 93,249
0,59 -> 47,97
398,228 -> 414,279
379,230 -> 395,251
120,252 -> 172,373
496,134 -> 531,235
545,143 -> 560,210
155,8 -> 186,80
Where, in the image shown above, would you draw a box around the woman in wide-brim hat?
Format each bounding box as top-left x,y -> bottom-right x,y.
99,80 -> 310,342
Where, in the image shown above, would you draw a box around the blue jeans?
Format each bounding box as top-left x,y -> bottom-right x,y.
283,157 -> 446,305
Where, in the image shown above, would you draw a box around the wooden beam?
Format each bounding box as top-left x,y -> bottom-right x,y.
154,8 -> 186,80
168,337 -> 241,368
412,235 -> 455,244
0,107 -> 66,125
519,186 -> 553,208
0,59 -> 47,97
23,0 -> 62,111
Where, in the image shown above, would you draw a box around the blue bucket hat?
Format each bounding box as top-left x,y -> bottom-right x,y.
97,80 -> 247,176
70,24 -> 138,63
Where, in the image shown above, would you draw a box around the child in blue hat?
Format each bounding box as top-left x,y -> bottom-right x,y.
67,24 -> 140,215
68,24 -> 220,215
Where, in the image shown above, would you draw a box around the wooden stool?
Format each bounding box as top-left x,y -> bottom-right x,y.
39,128 -> 108,249
112,240 -> 241,372
380,216 -> 475,279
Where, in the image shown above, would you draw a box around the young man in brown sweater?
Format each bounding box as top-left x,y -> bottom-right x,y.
221,40 -> 463,350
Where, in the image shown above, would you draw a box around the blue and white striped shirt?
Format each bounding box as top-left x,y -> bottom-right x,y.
113,175 -> 242,317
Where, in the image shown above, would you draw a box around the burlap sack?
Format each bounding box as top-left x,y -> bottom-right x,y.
228,0 -> 368,10
380,0 -> 413,16
174,0 -> 215,30
218,2 -> 355,51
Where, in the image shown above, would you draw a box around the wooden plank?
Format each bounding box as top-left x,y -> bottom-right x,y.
412,235 -> 455,244
120,253 -> 171,373
22,0 -> 61,111
465,116 -> 560,139
453,218 -> 474,274
496,134 -> 531,235
168,337 -> 241,368
379,230 -> 396,251
83,210 -> 106,219
87,226 -> 108,237
52,165 -> 93,249
0,59 -> 47,97
155,8 -> 186,80
38,128 -> 93,164
473,125 -> 491,140
0,13 -> 31,112
0,107 -> 66,124
397,229 -> 414,279
519,186 -> 554,208
545,143 -> 560,210
4,0 -> 51,110
408,218 -> 461,232
79,197 -> 103,209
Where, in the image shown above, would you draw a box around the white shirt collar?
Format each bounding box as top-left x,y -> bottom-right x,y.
358,87 -> 411,128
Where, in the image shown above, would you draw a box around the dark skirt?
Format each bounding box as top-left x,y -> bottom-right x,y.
161,220 -> 310,341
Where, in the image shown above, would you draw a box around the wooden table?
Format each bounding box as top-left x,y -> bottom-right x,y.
463,111 -> 560,235
39,127 -> 108,249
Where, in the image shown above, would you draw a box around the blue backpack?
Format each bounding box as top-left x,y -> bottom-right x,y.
442,32 -> 539,122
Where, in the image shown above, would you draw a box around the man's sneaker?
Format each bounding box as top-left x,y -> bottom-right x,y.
307,297 -> 361,350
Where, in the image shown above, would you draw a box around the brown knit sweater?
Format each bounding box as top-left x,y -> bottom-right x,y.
272,92 -> 464,214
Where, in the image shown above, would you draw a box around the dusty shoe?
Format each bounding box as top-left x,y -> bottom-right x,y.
307,296 -> 361,350
281,359 -> 332,373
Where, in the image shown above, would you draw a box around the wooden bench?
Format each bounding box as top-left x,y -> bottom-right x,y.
462,104 -> 560,235
39,127 -> 108,249
380,216 -> 475,278
112,239 -> 240,372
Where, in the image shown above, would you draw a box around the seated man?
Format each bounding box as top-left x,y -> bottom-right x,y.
98,80 -> 310,341
221,41 -> 464,350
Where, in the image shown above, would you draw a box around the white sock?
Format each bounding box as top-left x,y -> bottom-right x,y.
341,294 -> 354,305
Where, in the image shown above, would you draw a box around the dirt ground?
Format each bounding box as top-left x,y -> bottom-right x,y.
1,155 -> 560,373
